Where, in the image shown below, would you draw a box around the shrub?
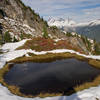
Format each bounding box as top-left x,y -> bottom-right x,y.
13,36 -> 18,42
94,43 -> 100,55
42,26 -> 48,39
50,26 -> 58,30
20,33 -> 32,40
81,35 -> 91,52
4,31 -> 12,43
0,34 -> 2,45
44,20 -> 48,27
20,34 -> 24,40
66,32 -> 73,37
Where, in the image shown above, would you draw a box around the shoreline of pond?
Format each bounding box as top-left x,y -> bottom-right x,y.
0,52 -> 100,98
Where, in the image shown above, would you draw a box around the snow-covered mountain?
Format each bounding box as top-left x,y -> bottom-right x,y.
48,18 -> 76,28
48,18 -> 100,27
76,19 -> 100,27
48,18 -> 100,42
75,19 -> 100,42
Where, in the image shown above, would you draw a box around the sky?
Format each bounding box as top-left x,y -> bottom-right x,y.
21,0 -> 100,23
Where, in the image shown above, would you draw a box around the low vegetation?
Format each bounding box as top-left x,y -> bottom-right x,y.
0,34 -> 2,45
81,35 -> 92,52
89,60 -> 100,69
9,52 -> 86,63
16,37 -> 85,54
94,42 -> 100,55
66,32 -> 74,37
20,33 -> 32,40
13,36 -> 18,42
74,75 -> 100,92
50,26 -> 58,30
4,31 -> 12,43
42,26 -> 49,39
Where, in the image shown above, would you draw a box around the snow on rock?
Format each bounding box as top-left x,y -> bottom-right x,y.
2,17 -> 36,40
48,18 -> 76,28
54,38 -> 63,42
23,24 -> 35,33
48,18 -> 100,28
89,19 -> 100,26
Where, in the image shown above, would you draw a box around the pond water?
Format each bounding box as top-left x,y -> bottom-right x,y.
4,58 -> 100,96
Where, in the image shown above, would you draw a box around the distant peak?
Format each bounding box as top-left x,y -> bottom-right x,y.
48,17 -> 76,27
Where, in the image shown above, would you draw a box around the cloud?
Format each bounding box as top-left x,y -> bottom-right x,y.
21,0 -> 100,22
82,7 -> 100,20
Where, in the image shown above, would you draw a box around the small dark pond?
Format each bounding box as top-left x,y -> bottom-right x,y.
4,58 -> 100,96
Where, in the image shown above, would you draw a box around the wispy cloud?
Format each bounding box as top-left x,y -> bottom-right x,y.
21,0 -> 100,22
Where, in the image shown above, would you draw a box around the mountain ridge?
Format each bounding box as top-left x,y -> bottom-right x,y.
48,18 -> 100,42
48,18 -> 100,27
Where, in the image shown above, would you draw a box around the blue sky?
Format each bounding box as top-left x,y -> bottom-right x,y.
21,0 -> 100,22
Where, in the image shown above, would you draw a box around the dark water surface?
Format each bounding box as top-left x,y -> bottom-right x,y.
4,58 -> 100,96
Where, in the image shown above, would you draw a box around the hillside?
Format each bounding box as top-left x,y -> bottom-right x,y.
0,0 -> 99,55
0,0 -> 66,41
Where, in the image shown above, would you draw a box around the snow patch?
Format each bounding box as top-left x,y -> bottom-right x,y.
1,39 -> 27,51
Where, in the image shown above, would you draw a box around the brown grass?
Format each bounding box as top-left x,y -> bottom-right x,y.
89,59 -> 100,69
74,75 -> 100,92
9,52 -> 86,63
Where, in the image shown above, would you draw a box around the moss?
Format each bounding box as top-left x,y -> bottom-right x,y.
89,59 -> 100,69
